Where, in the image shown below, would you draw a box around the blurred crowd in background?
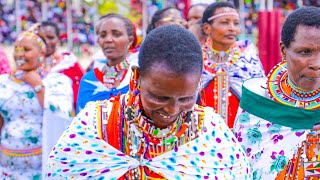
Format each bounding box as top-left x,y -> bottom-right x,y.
1,0 -> 319,52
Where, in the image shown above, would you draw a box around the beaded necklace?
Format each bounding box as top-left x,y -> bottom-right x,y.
202,38 -> 241,122
202,37 -> 241,76
121,67 -> 205,179
102,59 -> 129,89
267,61 -> 320,110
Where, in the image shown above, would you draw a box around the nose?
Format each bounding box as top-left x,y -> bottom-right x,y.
228,23 -> 236,31
163,101 -> 180,116
309,54 -> 320,71
105,34 -> 113,42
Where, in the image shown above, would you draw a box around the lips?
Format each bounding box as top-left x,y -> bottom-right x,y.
225,35 -> 237,39
304,76 -> 320,81
302,74 -> 320,81
159,112 -> 172,119
103,47 -> 116,53
157,112 -> 180,123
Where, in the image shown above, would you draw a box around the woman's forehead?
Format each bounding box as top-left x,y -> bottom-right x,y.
214,7 -> 237,15
101,17 -> 126,27
163,9 -> 182,18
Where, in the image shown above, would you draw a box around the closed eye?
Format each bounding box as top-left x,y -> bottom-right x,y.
179,96 -> 195,103
149,93 -> 170,102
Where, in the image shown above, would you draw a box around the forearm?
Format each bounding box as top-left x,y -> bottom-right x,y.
0,114 -> 3,131
35,87 -> 45,108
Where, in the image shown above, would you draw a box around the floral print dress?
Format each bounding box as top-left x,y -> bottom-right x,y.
233,78 -> 318,179
0,73 -> 73,179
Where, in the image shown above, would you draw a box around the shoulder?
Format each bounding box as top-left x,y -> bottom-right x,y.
0,74 -> 10,81
81,69 -> 97,81
242,77 -> 268,98
44,72 -> 72,85
61,51 -> 78,61
236,40 -> 253,49
193,105 -> 227,129
236,40 -> 258,54
128,52 -> 139,67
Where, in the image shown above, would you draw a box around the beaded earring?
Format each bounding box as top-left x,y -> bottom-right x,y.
38,57 -> 44,63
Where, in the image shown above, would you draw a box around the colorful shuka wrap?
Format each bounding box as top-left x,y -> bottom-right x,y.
76,58 -> 137,114
199,40 -> 265,128
46,68 -> 251,179
0,72 -> 73,179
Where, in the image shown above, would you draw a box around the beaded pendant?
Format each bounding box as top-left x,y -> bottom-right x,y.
102,59 -> 129,89
267,61 -> 320,110
202,38 -> 241,77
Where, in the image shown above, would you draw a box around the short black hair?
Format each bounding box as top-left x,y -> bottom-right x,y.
202,2 -> 236,24
281,6 -> 320,48
41,21 -> 60,37
96,13 -> 136,49
97,13 -> 134,38
139,25 -> 203,76
146,7 -> 178,34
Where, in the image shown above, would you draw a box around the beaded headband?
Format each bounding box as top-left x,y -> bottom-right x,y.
16,23 -> 46,53
207,12 -> 239,21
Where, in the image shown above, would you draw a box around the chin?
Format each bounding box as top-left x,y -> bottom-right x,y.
299,84 -> 320,92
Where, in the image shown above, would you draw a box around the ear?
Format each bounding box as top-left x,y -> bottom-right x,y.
40,49 -> 46,58
280,42 -> 286,57
203,23 -> 211,36
128,36 -> 134,49
154,21 -> 162,29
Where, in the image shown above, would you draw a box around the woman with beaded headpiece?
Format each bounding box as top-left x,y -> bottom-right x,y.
76,13 -> 138,114
0,24 -> 73,179
40,21 -> 84,112
46,25 -> 251,179
199,2 -> 265,128
233,6 -> 320,179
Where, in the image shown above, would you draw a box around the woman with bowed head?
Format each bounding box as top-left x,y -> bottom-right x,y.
40,21 -> 84,112
199,2 -> 265,128
0,24 -> 73,179
46,25 -> 251,179
233,6 -> 320,179
76,13 -> 137,114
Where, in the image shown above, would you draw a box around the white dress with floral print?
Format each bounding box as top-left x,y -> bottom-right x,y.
234,78 -> 312,180
0,73 -> 73,180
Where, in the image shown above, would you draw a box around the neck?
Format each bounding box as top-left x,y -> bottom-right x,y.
211,42 -> 231,52
207,37 -> 232,52
46,51 -> 56,58
107,57 -> 126,67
